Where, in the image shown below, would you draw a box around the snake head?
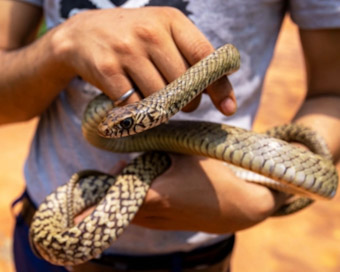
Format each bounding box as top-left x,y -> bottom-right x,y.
97,103 -> 138,138
97,102 -> 163,138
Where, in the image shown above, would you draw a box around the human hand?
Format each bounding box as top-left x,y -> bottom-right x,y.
132,154 -> 289,233
51,7 -> 237,115
75,154 -> 289,232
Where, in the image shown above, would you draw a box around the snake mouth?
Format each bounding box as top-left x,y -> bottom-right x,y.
97,123 -> 114,138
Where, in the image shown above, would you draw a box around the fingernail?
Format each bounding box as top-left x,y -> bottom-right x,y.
221,97 -> 237,116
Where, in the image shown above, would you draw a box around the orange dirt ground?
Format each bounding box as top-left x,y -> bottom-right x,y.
0,16 -> 339,272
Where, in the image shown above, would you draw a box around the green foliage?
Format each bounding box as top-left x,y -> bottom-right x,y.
37,21 -> 47,37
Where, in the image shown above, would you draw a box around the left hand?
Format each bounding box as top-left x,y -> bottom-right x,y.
75,154 -> 289,233
132,154 -> 289,233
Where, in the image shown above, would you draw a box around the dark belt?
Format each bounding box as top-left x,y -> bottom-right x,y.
70,236 -> 234,272
19,192 -> 234,271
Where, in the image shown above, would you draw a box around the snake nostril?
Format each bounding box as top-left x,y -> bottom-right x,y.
97,124 -> 110,137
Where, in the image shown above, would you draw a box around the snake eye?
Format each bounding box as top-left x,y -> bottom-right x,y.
120,117 -> 134,129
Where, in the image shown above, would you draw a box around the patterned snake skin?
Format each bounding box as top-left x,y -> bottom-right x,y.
29,44 -> 338,266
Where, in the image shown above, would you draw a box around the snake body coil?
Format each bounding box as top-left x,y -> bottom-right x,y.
29,44 -> 338,266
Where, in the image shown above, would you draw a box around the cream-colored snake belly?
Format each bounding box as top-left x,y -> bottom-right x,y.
29,44 -> 338,266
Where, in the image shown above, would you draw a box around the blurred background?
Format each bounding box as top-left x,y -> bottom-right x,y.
0,15 -> 339,272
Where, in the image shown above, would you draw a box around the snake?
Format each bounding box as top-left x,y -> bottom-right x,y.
29,44 -> 338,266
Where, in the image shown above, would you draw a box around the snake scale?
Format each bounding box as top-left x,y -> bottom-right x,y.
29,44 -> 338,266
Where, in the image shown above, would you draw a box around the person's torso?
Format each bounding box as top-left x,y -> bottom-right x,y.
25,0 -> 286,255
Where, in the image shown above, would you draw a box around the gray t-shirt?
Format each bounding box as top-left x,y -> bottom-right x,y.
20,0 -> 340,255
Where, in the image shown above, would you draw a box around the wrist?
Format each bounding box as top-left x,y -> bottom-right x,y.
48,23 -> 76,82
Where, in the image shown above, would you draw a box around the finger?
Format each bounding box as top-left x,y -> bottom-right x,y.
148,40 -> 189,83
74,206 -> 95,225
182,95 -> 202,112
123,56 -> 166,98
147,37 -> 203,112
206,76 -> 237,116
171,15 -> 238,115
133,216 -> 193,231
98,71 -> 141,105
171,13 -> 214,66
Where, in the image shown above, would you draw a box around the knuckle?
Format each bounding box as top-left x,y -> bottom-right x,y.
145,186 -> 171,210
162,6 -> 184,18
146,6 -> 183,19
248,189 -> 276,222
112,38 -> 134,55
135,24 -> 162,45
97,59 -> 117,78
134,7 -> 186,45
191,42 -> 214,63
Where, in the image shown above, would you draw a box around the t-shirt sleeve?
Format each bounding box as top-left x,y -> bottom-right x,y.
289,0 -> 340,29
15,0 -> 43,7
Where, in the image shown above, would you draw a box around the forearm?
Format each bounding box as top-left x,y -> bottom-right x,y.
0,29 -> 74,124
292,29 -> 340,164
293,95 -> 340,163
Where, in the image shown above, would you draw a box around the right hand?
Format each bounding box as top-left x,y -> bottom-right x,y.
51,7 -> 237,115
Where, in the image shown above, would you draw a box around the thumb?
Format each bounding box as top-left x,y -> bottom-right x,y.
206,76 -> 237,116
